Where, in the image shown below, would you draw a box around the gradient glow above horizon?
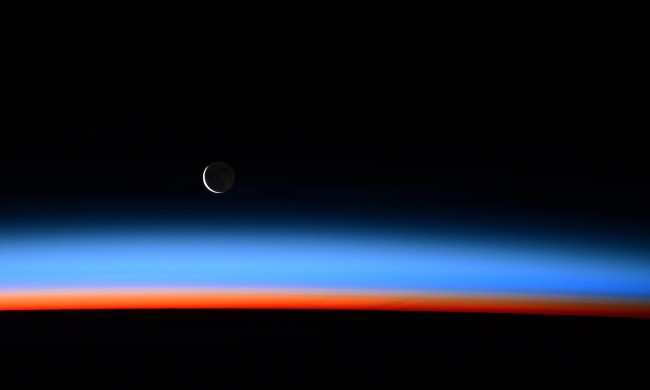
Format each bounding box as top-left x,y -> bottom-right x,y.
2,207 -> 650,317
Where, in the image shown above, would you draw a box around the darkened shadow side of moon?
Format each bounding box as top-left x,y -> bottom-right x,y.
203,162 -> 235,193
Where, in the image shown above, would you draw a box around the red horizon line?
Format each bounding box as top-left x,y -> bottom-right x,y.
1,288 -> 649,318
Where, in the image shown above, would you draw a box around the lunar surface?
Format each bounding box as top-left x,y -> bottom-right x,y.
203,162 -> 235,193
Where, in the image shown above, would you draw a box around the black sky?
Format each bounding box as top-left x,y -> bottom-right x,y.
2,45 -> 647,220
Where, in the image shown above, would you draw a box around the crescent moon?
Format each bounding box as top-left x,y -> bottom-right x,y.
202,166 -> 222,193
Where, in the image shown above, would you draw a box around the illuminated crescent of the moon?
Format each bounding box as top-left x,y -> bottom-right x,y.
203,166 -> 222,193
